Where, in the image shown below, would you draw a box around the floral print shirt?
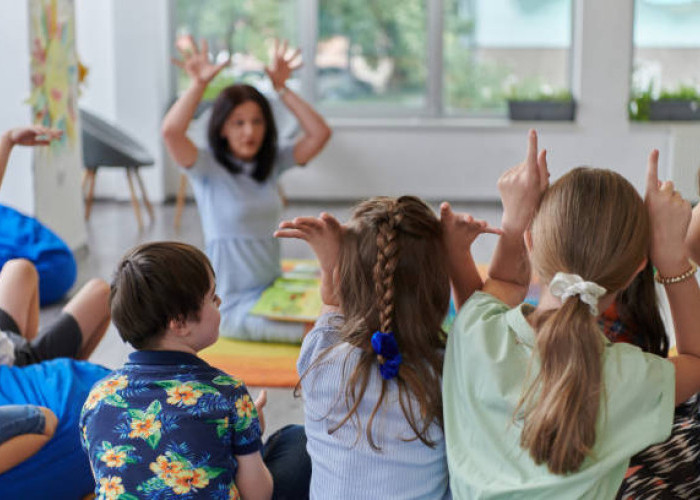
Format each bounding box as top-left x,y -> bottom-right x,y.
79,350 -> 262,500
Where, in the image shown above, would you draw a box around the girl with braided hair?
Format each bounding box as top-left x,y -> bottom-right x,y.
275,195 -> 501,499
444,130 -> 700,498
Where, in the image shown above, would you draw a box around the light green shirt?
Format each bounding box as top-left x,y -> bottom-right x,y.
444,292 -> 675,499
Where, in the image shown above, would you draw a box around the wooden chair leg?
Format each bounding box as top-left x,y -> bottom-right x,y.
174,173 -> 188,230
84,170 -> 97,221
125,168 -> 144,230
134,168 -> 154,221
278,184 -> 289,208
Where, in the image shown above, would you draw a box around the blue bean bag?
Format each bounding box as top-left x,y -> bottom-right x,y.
0,204 -> 77,306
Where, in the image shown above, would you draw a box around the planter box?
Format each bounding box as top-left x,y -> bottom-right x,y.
508,100 -> 576,121
649,99 -> 700,121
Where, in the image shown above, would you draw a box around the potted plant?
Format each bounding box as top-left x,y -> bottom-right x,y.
649,85 -> 700,121
506,88 -> 576,121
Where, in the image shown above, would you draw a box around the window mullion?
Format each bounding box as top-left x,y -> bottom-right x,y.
427,0 -> 444,117
299,0 -> 318,103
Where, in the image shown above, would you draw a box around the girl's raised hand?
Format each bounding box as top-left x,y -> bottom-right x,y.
275,213 -> 342,306
275,212 -> 342,273
440,202 -> 502,256
497,129 -> 549,234
172,36 -> 229,86
7,125 -> 62,146
645,149 -> 692,275
265,39 -> 302,91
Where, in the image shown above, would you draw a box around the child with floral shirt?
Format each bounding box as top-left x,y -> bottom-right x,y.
80,242 -> 309,500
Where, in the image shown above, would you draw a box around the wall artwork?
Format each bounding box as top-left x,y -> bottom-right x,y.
27,0 -> 79,154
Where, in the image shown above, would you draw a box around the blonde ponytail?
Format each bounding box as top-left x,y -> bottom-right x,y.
518,298 -> 603,473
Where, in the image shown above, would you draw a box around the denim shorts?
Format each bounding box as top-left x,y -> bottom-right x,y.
0,405 -> 46,444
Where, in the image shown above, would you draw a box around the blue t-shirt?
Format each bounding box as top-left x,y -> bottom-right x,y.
183,145 -> 297,312
80,350 -> 262,499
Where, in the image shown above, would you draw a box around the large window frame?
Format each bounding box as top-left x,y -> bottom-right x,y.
172,0 -> 575,119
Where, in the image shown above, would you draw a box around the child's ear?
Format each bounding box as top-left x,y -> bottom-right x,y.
167,316 -> 190,338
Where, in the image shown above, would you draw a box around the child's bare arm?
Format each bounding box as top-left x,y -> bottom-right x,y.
0,126 -> 62,190
646,150 -> 700,404
484,130 -> 549,306
0,406 -> 57,474
440,202 -> 502,309
235,452 -> 273,500
275,212 -> 343,308
684,203 -> 700,264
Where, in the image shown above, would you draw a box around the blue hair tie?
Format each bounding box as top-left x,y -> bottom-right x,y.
371,331 -> 402,380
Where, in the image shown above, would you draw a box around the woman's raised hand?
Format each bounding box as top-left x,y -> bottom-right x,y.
172,36 -> 229,86
645,149 -> 692,275
497,129 -> 549,234
265,39 -> 302,91
440,202 -> 502,257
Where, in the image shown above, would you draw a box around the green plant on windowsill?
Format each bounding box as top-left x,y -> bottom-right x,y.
630,84 -> 700,121
506,88 -> 573,102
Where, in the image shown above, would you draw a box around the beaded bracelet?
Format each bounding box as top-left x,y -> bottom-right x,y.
654,262 -> 698,285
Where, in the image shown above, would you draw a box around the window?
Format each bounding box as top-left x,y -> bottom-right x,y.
631,0 -> 700,118
316,0 -> 427,112
444,0 -> 573,115
174,0 -> 298,100
173,0 -> 574,117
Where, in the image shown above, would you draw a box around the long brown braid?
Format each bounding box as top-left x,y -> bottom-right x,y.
298,196 -> 451,450
374,201 -> 404,336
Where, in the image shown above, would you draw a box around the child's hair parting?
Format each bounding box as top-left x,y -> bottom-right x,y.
303,196 -> 450,449
110,241 -> 215,349
518,167 -> 650,474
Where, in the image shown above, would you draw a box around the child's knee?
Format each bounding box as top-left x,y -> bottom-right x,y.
84,279 -> 110,308
38,407 -> 58,437
1,259 -> 38,284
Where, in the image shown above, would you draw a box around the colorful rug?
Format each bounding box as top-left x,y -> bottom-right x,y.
200,337 -> 301,388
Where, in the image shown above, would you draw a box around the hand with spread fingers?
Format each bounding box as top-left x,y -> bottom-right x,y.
265,39 -> 302,92
645,149 -> 692,277
275,213 -> 343,306
440,202 -> 503,258
172,35 -> 229,86
497,129 -> 550,234
6,126 -> 62,147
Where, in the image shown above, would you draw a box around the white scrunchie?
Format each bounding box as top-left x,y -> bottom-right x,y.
549,272 -> 607,316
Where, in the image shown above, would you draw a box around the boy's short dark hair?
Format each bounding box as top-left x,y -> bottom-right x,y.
110,242 -> 214,349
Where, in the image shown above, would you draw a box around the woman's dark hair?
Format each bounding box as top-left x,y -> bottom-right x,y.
110,242 -> 214,349
207,84 -> 278,182
616,262 -> 669,357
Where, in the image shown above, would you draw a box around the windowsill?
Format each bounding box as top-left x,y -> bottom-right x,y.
327,116 -> 581,131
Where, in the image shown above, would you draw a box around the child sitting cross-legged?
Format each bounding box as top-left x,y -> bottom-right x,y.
79,242 -> 311,500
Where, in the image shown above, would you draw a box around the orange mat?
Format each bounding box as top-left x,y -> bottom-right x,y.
200,337 -> 301,388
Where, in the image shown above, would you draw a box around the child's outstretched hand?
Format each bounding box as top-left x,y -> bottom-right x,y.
645,149 -> 692,276
5,125 -> 62,147
440,202 -> 502,256
275,212 -> 343,306
497,129 -> 549,234
254,390 -> 267,436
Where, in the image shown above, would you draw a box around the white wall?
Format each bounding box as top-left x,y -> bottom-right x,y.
75,0 -> 174,203
0,1 -> 34,214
